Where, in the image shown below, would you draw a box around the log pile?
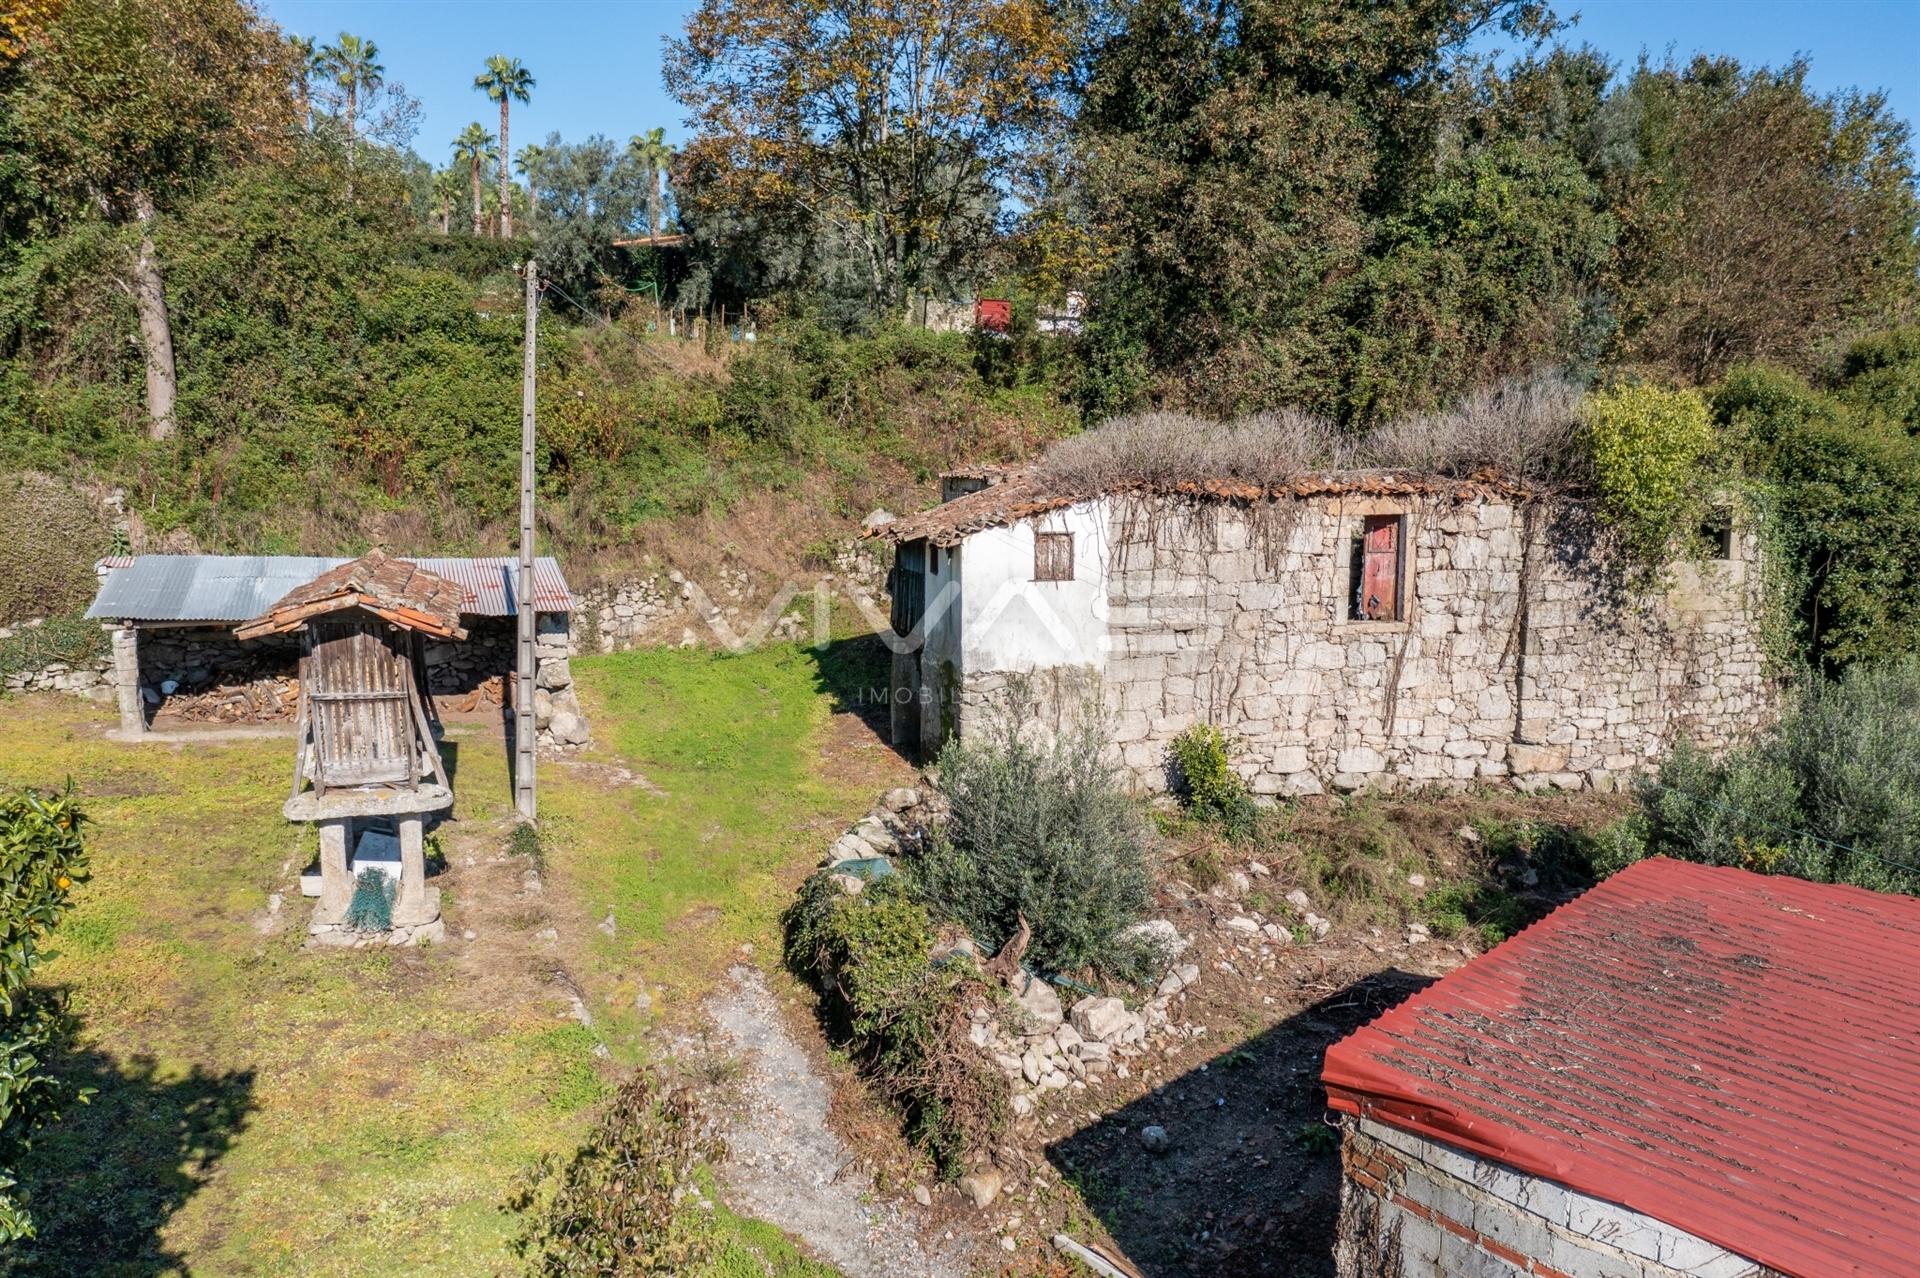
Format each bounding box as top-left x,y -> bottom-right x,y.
158,675 -> 300,722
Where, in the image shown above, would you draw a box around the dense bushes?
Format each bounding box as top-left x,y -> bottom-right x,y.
781,875 -> 1007,1174
1624,660 -> 1920,894
0,474 -> 110,625
1579,383 -> 1716,565
909,687 -> 1158,980
0,785 -> 91,1242
507,1068 -> 724,1276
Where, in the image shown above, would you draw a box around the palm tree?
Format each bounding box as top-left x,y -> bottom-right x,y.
288,35 -> 320,132
317,33 -> 383,195
628,128 -> 673,239
431,168 -> 463,235
452,124 -> 499,237
473,56 -> 534,239
514,143 -> 548,225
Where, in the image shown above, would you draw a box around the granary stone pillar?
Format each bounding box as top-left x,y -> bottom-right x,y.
391,814 -> 438,928
110,624 -> 144,737
312,817 -> 352,928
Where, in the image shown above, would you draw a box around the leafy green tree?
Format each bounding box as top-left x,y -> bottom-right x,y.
473,54 -> 534,239
2,0 -> 295,439
666,0 -> 1071,316
0,785 -> 92,1242
528,134 -> 652,298
1598,57 -> 1920,382
1072,0 -> 1562,419
452,123 -> 499,237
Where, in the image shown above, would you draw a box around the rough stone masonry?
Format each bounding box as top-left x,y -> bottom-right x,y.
954,489 -> 1773,795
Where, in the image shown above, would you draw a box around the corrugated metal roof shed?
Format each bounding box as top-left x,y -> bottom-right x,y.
1322,858 -> 1920,1278
87,555 -> 575,623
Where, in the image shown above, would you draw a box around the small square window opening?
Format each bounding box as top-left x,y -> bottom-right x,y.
1349,515 -> 1404,621
1034,531 -> 1074,582
1700,512 -> 1735,560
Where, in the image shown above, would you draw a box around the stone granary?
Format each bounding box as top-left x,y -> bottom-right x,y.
868,466 -> 1772,793
1322,858 -> 1920,1278
237,551 -> 464,947
85,552 -> 588,747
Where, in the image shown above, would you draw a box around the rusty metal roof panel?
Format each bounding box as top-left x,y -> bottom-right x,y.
88,555 -> 574,622
1321,858 -> 1920,1278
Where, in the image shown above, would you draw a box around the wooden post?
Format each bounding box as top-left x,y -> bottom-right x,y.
515,261 -> 539,822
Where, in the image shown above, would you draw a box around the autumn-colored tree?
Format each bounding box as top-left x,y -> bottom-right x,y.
666,0 -> 1071,315
452,122 -> 499,237
473,54 -> 533,239
5,0 -> 295,439
0,0 -> 66,61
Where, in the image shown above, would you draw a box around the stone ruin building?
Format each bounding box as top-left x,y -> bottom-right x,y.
869,466 -> 1773,794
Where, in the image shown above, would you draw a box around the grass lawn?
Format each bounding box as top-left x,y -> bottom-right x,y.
0,639 -> 898,1277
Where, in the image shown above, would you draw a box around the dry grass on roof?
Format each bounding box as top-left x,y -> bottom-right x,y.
1036,373 -> 1589,497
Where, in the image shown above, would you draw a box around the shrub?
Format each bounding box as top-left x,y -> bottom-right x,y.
507,1068 -> 723,1277
0,474 -> 109,625
0,785 -> 92,1242
1639,660 -> 1920,893
909,687 -> 1157,979
1167,724 -> 1258,837
344,868 -> 395,932
1578,383 -> 1715,564
781,875 -> 1007,1174
1036,408 -> 1349,496
1361,372 -> 1586,484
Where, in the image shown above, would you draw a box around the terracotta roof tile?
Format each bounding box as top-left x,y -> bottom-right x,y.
235,549 -> 469,640
867,467 -> 1534,547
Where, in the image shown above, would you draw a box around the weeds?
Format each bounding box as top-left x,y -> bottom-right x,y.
508,822 -> 544,874
1167,724 -> 1259,838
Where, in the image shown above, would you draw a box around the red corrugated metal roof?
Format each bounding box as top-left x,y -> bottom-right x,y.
1323,858 -> 1920,1277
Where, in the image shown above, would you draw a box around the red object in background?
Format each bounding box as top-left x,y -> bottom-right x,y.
975,298 -> 1011,332
1322,858 -> 1920,1278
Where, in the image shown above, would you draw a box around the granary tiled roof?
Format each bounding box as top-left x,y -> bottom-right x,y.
1322,858 -> 1920,1278
236,550 -> 469,640
866,466 -> 1531,547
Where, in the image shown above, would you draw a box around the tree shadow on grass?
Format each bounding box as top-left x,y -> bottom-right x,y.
801,634 -> 910,760
7,1034 -> 256,1278
1046,969 -> 1434,1278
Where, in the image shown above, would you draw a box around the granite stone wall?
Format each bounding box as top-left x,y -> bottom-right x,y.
956,493 -> 1773,794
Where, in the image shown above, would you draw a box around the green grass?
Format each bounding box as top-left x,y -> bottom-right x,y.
0,661 -> 877,1278
546,643 -> 896,1001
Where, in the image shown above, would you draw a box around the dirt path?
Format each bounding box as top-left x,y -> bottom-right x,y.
706,965 -> 964,1278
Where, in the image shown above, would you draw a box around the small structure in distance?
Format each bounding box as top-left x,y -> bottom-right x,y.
237,550 -> 464,947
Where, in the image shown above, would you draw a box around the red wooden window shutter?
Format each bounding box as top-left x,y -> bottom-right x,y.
1359,516 -> 1401,620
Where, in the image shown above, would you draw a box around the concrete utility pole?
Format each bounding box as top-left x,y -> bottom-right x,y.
515,260 -> 539,822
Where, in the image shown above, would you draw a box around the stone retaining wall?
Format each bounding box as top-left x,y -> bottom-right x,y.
955,494 -> 1773,794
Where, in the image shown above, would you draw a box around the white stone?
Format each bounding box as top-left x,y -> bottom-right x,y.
1068,996 -> 1134,1043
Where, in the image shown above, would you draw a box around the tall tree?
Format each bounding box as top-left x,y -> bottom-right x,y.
666,0 -> 1071,315
288,34 -> 318,131
1600,56 -> 1920,381
452,122 -> 499,236
431,165 -> 462,234
514,142 -> 548,223
6,0 -> 295,439
317,32 -> 382,194
473,54 -> 533,239
627,127 -> 673,238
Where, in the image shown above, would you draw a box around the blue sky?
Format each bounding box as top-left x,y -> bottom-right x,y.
259,0 -> 1920,166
